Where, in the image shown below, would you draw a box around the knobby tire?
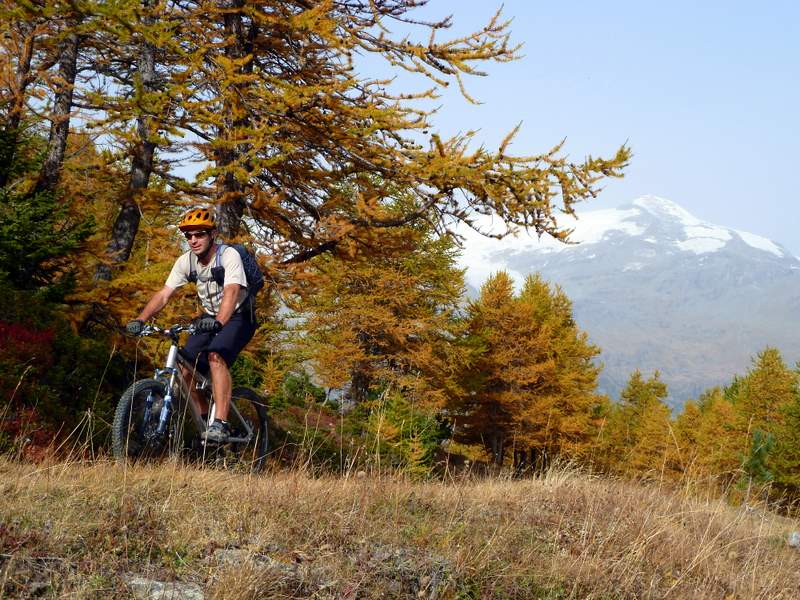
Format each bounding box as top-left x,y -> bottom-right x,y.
111,378 -> 180,463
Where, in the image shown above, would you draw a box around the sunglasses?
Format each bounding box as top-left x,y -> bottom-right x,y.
184,231 -> 210,240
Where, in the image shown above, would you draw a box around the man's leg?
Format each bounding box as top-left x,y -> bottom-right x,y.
179,329 -> 213,421
179,364 -> 209,416
201,313 -> 256,443
208,351 -> 232,421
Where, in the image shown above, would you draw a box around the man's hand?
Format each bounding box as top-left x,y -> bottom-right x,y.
196,316 -> 222,334
126,319 -> 144,335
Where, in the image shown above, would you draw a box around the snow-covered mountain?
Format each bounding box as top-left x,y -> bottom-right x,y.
458,196 -> 800,407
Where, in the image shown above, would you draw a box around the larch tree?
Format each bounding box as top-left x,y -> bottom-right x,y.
625,398 -> 673,479
771,372 -> 800,497
719,348 -> 796,488
671,399 -> 700,475
301,215 -> 468,408
0,1 -> 56,178
452,271 -> 521,465
688,388 -> 745,486
32,2 -> 87,195
5,1 -> 630,304
98,1 -> 629,279
0,1 -> 82,192
731,347 -> 797,436
598,370 -> 671,475
729,350 -> 800,493
674,357 -> 800,496
514,274 -> 604,465
90,0 -> 185,280
452,271 -> 603,467
2,1 -> 633,433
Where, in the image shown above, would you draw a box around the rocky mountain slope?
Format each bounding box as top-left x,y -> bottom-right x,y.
459,196 -> 800,407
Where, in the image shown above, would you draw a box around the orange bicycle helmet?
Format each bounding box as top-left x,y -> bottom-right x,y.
178,207 -> 215,231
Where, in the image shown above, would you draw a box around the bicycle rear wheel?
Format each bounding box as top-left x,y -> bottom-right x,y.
205,386 -> 269,473
112,379 -> 185,463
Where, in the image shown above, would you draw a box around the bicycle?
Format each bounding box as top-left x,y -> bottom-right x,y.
112,322 -> 269,472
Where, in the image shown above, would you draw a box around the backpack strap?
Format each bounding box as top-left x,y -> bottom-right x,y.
187,250 -> 197,283
211,243 -> 226,287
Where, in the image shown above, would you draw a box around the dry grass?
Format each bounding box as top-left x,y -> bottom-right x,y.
1,457 -> 799,599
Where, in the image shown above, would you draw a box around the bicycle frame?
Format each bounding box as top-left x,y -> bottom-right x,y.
142,324 -> 255,446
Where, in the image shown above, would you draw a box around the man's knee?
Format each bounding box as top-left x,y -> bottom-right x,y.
208,352 -> 227,369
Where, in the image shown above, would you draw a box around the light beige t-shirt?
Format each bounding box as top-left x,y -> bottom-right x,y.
165,246 -> 248,316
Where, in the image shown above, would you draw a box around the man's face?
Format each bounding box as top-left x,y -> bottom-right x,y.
184,229 -> 213,256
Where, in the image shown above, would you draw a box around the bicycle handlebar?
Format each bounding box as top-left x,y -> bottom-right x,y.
138,323 -> 196,339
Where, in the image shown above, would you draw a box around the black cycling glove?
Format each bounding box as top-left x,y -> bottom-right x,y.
126,319 -> 144,335
196,316 -> 222,334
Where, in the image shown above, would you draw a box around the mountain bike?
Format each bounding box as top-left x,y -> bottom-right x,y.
112,323 -> 269,472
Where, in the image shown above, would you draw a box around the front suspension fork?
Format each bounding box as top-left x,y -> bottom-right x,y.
155,390 -> 174,437
154,352 -> 179,437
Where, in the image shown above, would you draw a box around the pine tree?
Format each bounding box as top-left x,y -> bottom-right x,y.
0,128 -> 94,294
741,429 -> 774,485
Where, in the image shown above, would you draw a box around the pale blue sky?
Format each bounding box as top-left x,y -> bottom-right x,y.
368,1 -> 800,254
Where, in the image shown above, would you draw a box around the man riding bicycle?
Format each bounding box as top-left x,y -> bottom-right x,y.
126,207 -> 257,443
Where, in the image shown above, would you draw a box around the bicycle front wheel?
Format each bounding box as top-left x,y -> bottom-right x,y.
112,379 -> 181,463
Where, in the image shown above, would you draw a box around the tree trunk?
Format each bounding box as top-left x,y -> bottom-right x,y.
513,448 -> 529,475
491,432 -> 505,467
531,447 -> 549,473
350,365 -> 371,405
214,0 -> 253,238
215,153 -> 245,239
95,3 -> 157,281
35,28 -> 80,194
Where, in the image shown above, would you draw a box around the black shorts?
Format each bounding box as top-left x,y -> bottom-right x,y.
180,312 -> 256,375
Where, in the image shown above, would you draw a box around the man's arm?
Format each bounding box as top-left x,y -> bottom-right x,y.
215,284 -> 241,326
135,286 -> 176,322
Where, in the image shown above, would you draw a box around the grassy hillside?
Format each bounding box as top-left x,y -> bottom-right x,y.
1,458 -> 799,598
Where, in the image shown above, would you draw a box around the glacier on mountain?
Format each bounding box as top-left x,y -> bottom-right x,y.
734,229 -> 784,257
457,195 -> 788,288
676,225 -> 730,254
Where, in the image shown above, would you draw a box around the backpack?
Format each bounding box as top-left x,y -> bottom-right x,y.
188,243 -> 264,310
